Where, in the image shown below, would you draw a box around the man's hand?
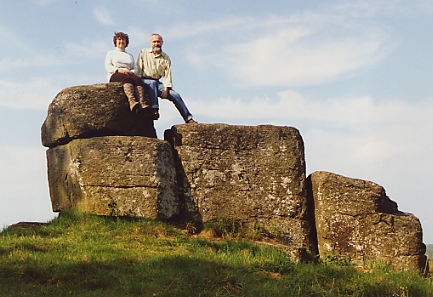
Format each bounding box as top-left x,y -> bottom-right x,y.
160,88 -> 171,99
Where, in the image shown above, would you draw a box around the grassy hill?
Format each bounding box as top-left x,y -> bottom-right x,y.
1,212 -> 432,297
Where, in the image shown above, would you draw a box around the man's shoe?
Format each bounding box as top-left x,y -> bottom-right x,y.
139,100 -> 150,111
186,119 -> 197,124
152,109 -> 160,120
129,101 -> 140,113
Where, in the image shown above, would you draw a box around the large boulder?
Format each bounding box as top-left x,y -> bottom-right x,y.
165,124 -> 316,257
41,83 -> 156,148
308,171 -> 427,272
46,136 -> 178,220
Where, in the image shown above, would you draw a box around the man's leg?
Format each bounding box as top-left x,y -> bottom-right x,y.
157,83 -> 193,122
142,79 -> 160,120
142,79 -> 159,109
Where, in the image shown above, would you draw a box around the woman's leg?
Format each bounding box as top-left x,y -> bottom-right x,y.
122,83 -> 139,112
135,85 -> 149,109
110,73 -> 139,112
129,74 -> 150,110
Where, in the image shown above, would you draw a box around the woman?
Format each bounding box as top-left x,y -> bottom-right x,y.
105,32 -> 149,112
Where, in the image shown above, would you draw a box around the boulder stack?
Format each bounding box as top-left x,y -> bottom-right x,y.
42,83 -> 178,219
308,171 -> 427,271
41,84 -> 428,271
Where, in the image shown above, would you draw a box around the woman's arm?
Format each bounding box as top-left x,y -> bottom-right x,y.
105,51 -> 118,73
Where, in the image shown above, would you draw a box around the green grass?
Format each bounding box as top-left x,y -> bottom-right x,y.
1,212 -> 432,297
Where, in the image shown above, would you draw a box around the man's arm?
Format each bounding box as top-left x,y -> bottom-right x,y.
161,56 -> 173,98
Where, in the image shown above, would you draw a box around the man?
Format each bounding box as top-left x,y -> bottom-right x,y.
137,33 -> 196,123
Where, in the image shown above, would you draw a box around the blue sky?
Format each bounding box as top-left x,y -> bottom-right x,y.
1,0 -> 433,243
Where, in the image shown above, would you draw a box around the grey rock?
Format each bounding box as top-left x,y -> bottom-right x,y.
47,136 -> 178,220
308,171 -> 427,272
41,83 -> 156,148
165,123 -> 316,258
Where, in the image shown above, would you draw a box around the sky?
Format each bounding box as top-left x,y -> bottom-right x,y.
1,0 -> 432,243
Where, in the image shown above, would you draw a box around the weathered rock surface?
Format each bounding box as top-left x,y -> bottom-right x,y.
165,124 -> 316,256
41,83 -> 156,148
47,136 -> 178,219
308,171 -> 427,271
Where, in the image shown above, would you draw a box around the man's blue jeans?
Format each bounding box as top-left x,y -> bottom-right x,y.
142,79 -> 193,122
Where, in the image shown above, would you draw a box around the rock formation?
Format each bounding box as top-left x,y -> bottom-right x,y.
42,83 -> 177,220
165,124 -> 316,257
47,136 -> 178,219
41,83 -> 156,148
308,171 -> 427,272
41,84 -> 428,271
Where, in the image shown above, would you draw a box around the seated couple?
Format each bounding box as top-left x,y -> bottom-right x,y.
105,32 -> 196,124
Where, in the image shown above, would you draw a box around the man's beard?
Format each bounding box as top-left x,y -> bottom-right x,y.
153,46 -> 162,53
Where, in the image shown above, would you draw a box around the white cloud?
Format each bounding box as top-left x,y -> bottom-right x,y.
63,39 -> 110,59
123,26 -> 152,50
93,6 -> 116,26
127,0 -> 168,6
164,16 -> 253,40
221,28 -> 387,87
1,57 -> 37,69
166,11 -> 391,87
331,0 -> 433,17
0,54 -> 65,70
0,25 -> 34,54
30,0 -> 58,5
0,146 -> 55,228
330,0 -> 386,17
163,14 -> 329,41
0,78 -> 63,110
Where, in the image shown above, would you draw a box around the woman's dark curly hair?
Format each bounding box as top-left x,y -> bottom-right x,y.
113,32 -> 129,47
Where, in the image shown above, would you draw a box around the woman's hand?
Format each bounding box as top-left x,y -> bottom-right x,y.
117,69 -> 131,74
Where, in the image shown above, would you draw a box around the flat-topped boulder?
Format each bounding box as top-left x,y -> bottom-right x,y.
165,124 -> 316,258
308,171 -> 427,272
41,83 -> 156,148
47,136 -> 179,219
